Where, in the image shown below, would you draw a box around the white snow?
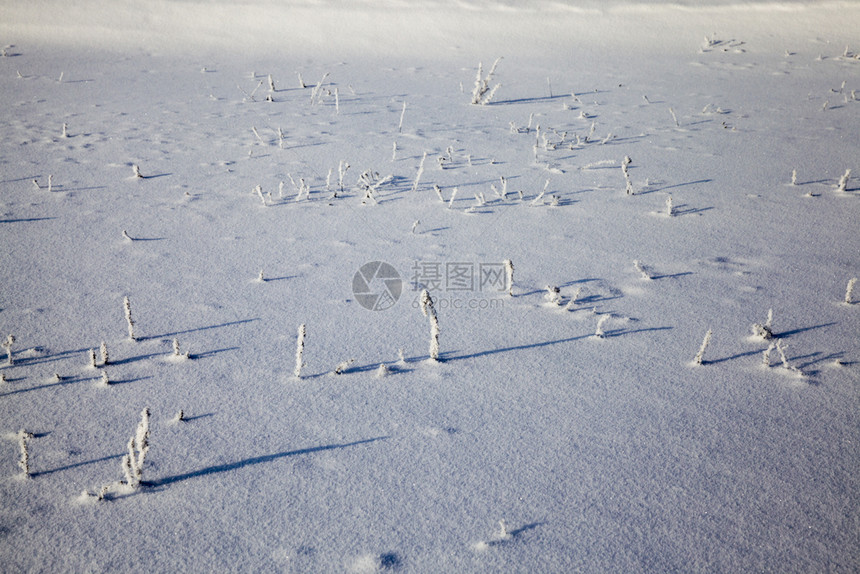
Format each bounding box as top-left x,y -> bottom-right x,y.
1,0 -> 859,571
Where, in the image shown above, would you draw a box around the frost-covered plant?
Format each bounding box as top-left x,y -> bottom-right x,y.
433,184 -> 445,202
665,194 -> 675,216
762,341 -> 776,367
123,296 -> 136,341
122,407 -> 150,489
17,430 -> 34,478
545,286 -> 562,306
594,314 -> 610,338
565,286 -> 583,311
251,126 -> 265,145
294,324 -> 306,378
693,329 -> 712,365
375,364 -> 390,378
530,179 -> 550,206
411,220 -> 420,234
836,169 -> 851,192
2,334 -> 14,366
132,164 -> 143,179
470,57 -> 502,105
448,187 -> 458,209
412,152 -> 427,192
172,410 -> 185,423
254,184 -> 266,205
171,338 -> 189,359
310,72 -> 329,104
100,341 -> 109,366
504,259 -> 514,296
845,277 -> 858,304
774,339 -> 801,374
398,101 -> 407,133
98,369 -> 110,387
791,169 -> 797,185
267,74 -> 276,92
332,358 -> 354,375
297,71 -> 306,88
0,373 -> 7,384
420,289 -> 440,361
751,309 -> 774,340
622,157 -> 634,195
669,107 -> 679,127
338,160 -> 350,193
633,260 -> 651,280
62,122 -> 68,138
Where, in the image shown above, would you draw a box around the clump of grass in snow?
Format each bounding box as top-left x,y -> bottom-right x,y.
545,286 -> 562,306
665,194 -> 675,216
633,260 -> 652,280
835,169 -> 851,192
332,358 -> 354,375
170,338 -> 190,360
751,309 -> 774,340
470,58 -> 503,105
593,314 -> 610,338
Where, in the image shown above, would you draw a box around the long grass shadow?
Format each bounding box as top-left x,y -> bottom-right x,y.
775,322 -> 835,339
33,454 -> 122,478
0,217 -> 58,224
0,375 -> 84,396
604,326 -> 672,338
639,179 -> 713,195
190,347 -> 240,360
706,349 -> 761,365
143,318 -> 259,341
150,437 -> 388,487
651,271 -> 694,280
446,334 -> 593,362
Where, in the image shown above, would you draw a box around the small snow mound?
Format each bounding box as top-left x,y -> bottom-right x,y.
348,552 -> 401,573
73,490 -> 99,505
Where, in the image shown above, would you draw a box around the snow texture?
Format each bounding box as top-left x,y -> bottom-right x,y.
1,0 -> 859,572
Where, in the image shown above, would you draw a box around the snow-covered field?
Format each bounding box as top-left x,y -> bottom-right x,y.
2,1 -> 859,571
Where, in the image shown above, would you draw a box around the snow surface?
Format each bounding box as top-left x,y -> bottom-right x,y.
1,0 -> 859,572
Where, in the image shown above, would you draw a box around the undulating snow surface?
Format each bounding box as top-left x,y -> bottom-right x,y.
1,1 -> 859,572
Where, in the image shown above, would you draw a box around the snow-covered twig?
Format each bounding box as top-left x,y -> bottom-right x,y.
693,329 -> 712,365
294,324 -> 306,378
419,289 -> 440,361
